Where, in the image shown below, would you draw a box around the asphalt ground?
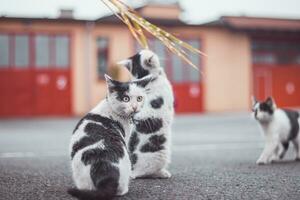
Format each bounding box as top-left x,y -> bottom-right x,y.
0,113 -> 300,200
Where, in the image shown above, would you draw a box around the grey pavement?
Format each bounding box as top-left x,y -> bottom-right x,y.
0,113 -> 300,200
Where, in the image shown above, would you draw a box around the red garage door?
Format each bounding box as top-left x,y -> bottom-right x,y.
252,38 -> 300,107
0,33 -> 71,117
140,39 -> 203,113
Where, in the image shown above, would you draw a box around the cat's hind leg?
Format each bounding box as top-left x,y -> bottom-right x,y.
292,135 -> 300,161
131,150 -> 169,179
275,142 -> 289,160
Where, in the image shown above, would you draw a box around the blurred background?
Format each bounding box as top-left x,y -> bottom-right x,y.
0,0 -> 300,117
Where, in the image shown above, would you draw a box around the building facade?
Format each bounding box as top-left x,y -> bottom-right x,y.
0,3 -> 299,117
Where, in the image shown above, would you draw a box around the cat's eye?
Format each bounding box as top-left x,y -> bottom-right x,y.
122,96 -> 130,102
137,96 -> 143,102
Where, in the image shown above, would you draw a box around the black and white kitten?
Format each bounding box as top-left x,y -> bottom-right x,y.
252,97 -> 300,165
118,50 -> 174,179
68,74 -> 152,200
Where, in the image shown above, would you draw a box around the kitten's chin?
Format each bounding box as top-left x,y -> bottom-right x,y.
256,117 -> 272,124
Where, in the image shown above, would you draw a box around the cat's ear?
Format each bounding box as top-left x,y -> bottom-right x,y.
251,96 -> 258,108
266,97 -> 276,109
118,59 -> 132,71
104,74 -> 117,92
145,55 -> 154,66
134,74 -> 154,88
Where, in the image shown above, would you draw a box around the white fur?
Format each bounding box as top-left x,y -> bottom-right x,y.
254,109 -> 300,164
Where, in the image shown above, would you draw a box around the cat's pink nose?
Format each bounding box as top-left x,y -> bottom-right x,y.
133,106 -> 138,112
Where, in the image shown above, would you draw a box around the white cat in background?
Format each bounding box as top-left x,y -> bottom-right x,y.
252,97 -> 300,165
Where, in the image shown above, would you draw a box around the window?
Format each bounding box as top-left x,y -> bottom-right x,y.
96,37 -> 109,78
170,39 -> 201,83
35,35 -> 50,67
55,36 -> 69,68
171,55 -> 184,82
15,35 -> 29,68
187,40 -> 201,82
252,39 -> 300,65
135,38 -> 202,83
153,39 -> 166,63
0,34 -> 9,67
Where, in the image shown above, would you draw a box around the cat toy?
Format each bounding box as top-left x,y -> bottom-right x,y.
100,0 -> 207,70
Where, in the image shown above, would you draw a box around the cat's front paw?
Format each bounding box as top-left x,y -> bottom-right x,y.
256,159 -> 269,165
155,169 -> 172,179
130,174 -> 137,179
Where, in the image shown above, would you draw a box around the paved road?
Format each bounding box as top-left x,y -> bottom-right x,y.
0,113 -> 300,200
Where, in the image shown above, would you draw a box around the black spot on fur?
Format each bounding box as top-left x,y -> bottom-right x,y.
150,97 -> 164,109
71,114 -> 125,160
134,76 -> 153,88
279,141 -> 290,159
150,76 -> 158,82
90,160 -> 119,192
129,131 -> 139,153
71,136 -> 95,159
134,118 -> 163,134
79,123 -> 125,165
107,80 -> 130,102
73,113 -> 125,137
282,141 -> 289,151
68,160 -> 119,200
130,153 -> 138,167
140,134 -> 166,153
283,109 -> 299,140
130,53 -> 149,78
72,117 -> 84,134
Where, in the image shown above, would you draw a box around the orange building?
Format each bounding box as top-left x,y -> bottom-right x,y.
0,3 -> 299,117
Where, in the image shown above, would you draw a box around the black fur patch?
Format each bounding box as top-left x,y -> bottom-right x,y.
130,53 -> 150,78
259,102 -> 274,115
134,118 -> 163,134
74,113 -> 125,137
283,109 -> 299,140
72,117 -> 84,134
81,123 -> 124,164
107,80 -> 130,102
71,114 -> 125,160
71,136 -> 96,158
134,76 -> 152,88
140,134 -> 166,153
128,131 -> 139,153
279,141 -> 289,159
90,160 -> 119,194
150,97 -> 164,109
130,153 -> 138,167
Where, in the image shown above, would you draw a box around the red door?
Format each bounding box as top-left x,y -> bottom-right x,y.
254,66 -> 300,107
33,34 -> 71,116
252,37 -> 300,108
0,33 -> 71,117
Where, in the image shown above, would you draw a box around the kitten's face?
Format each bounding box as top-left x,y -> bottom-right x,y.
118,49 -> 160,79
105,75 -> 152,117
252,97 -> 276,123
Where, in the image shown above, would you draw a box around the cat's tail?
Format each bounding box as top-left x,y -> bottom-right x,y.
67,187 -> 115,200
